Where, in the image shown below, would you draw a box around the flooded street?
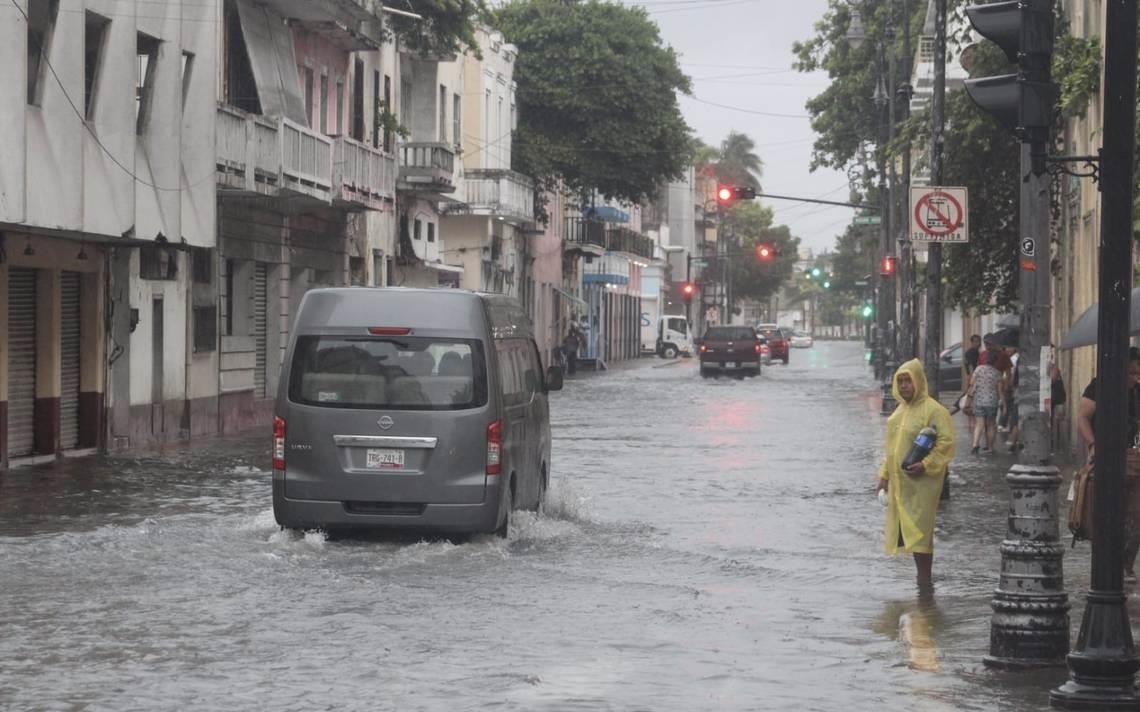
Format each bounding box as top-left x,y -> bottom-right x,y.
0,341 -> 1099,710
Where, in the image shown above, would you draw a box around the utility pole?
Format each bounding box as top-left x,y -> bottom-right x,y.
923,0 -> 947,397
885,23 -> 898,371
1052,0 -> 1139,704
897,0 -> 914,362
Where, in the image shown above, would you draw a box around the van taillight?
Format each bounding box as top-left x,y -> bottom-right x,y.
754,343 -> 762,354
486,420 -> 502,476
273,416 -> 286,471
368,327 -> 412,336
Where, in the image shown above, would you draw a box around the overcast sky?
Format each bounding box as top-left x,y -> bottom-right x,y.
626,0 -> 852,255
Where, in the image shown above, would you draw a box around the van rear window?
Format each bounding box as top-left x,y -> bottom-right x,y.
288,336 -> 488,410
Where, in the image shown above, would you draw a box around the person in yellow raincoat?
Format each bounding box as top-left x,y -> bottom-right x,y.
876,359 -> 956,588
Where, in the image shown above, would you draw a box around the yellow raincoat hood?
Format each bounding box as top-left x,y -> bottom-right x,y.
878,359 -> 956,555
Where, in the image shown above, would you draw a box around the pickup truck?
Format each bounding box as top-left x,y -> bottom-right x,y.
756,325 -> 790,364
697,326 -> 762,378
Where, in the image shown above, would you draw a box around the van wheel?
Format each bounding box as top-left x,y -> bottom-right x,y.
531,467 -> 549,514
494,476 -> 516,538
662,344 -> 679,360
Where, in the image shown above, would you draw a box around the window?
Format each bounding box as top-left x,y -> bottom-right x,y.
383,75 -> 392,152
140,245 -> 178,280
414,219 -> 422,240
352,57 -> 365,141
336,80 -> 344,134
497,97 -> 504,165
400,77 -> 413,133
453,93 -> 461,150
136,32 -> 160,134
349,256 -> 366,286
181,51 -> 195,110
222,0 -> 259,113
224,258 -> 236,336
84,11 -> 110,119
193,306 -> 217,353
372,70 -> 380,146
26,0 -> 59,106
191,247 -> 213,284
319,72 -> 329,134
289,336 -> 488,411
427,223 -> 436,243
302,66 -> 314,129
495,339 -> 540,406
439,84 -> 447,142
483,89 -> 491,168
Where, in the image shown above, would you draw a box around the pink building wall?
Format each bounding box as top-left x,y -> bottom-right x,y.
292,31 -> 350,135
532,190 -> 567,365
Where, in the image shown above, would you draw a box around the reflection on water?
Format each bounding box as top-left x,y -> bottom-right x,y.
876,594 -> 945,672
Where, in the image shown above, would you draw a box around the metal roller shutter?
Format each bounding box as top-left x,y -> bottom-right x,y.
8,269 -> 37,457
60,272 -> 81,450
253,262 -> 268,398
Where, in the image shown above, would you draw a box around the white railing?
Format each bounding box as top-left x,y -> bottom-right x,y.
333,136 -> 396,206
253,118 -> 279,179
281,118 -> 333,194
216,106 -> 248,170
465,169 -> 535,222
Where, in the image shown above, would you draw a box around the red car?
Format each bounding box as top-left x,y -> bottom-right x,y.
757,326 -> 789,364
698,326 -> 762,378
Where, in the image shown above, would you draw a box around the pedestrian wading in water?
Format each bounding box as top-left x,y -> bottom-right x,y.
876,359 -> 957,589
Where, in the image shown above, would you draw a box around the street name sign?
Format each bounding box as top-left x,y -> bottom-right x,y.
853,214 -> 881,226
909,186 -> 969,243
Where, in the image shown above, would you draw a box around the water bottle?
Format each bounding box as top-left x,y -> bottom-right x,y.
902,426 -> 937,471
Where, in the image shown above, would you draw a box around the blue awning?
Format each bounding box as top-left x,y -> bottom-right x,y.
583,273 -> 629,285
584,206 -> 629,223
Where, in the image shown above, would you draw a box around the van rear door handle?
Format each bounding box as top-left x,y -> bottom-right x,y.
333,435 -> 438,449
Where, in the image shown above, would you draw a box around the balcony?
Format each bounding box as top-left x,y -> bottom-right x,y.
398,142 -> 456,194
446,169 -> 534,223
564,217 -> 607,255
333,136 -> 396,210
216,104 -> 332,204
606,226 -> 656,261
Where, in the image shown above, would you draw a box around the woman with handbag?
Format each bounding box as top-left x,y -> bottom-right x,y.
969,351 -> 1003,455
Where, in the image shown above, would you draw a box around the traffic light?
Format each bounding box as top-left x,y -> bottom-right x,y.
823,280 -> 831,289
811,267 -> 822,278
963,0 -> 1056,174
716,185 -> 757,206
681,282 -> 696,303
862,303 -> 874,319
756,243 -> 775,261
880,255 -> 897,277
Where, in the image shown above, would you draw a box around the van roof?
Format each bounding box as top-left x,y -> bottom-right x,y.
294,287 -> 534,338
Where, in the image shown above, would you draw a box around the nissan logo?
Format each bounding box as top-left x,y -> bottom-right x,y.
377,416 -> 394,430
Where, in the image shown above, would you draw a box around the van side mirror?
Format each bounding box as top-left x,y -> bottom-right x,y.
546,366 -> 564,392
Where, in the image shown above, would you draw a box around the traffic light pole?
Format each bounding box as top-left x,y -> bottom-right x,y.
922,0 -> 947,398
1052,0 -> 1140,705
897,0 -> 915,362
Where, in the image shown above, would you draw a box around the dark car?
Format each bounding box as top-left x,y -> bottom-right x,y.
939,342 -> 963,391
757,326 -> 789,364
698,326 -> 762,378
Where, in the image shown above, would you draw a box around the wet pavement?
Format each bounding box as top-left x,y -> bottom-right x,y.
0,340 -> 1116,711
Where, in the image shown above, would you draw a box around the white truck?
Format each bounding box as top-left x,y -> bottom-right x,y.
642,310 -> 692,359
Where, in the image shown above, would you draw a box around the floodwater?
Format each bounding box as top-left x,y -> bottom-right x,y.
0,340 -> 1109,711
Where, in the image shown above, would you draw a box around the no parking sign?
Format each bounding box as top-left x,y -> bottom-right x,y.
909,186 -> 969,243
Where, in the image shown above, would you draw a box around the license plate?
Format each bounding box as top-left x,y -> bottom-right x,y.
366,448 -> 405,470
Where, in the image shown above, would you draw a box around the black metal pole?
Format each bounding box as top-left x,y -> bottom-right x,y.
1051,0 -> 1140,706
897,0 -> 914,361
922,0 -> 947,397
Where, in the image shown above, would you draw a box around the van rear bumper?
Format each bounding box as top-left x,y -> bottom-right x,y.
272,473 -> 501,534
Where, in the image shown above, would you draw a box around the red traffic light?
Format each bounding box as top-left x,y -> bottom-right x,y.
681,282 -> 696,301
717,186 -> 734,203
757,244 -> 774,261
880,255 -> 897,277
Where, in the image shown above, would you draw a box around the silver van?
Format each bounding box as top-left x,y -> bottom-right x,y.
272,288 -> 563,536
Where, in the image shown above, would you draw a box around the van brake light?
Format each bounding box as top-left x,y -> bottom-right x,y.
486,420 -> 502,476
273,416 -> 286,471
368,327 -> 412,335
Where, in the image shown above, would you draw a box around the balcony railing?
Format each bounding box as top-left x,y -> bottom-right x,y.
333,136 -> 396,209
398,142 -> 456,193
606,226 -> 656,261
461,169 -> 535,223
564,218 -> 607,251
215,104 -> 332,203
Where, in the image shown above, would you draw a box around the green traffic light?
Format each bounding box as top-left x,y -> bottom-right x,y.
823,281 -> 831,289
861,304 -> 874,318
811,267 -> 822,278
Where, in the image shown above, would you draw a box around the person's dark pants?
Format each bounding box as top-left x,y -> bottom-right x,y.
565,348 -> 577,375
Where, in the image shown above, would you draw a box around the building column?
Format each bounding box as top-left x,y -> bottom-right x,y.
34,269 -> 61,455
79,271 -> 105,448
0,264 -> 8,468
108,248 -> 132,449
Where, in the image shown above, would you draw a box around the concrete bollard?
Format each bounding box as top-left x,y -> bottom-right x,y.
984,464 -> 1070,669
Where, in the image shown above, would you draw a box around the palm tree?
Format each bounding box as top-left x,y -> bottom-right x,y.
716,131 -> 763,191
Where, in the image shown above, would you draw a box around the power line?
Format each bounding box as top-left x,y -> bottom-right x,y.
687,96 -> 811,119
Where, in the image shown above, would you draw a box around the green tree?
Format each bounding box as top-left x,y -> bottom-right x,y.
389,1 -> 485,60
711,202 -> 800,308
716,131 -> 763,190
493,0 -> 693,204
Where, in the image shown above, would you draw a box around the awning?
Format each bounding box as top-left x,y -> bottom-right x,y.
235,0 -> 307,123
553,286 -> 588,309
423,261 -> 464,274
584,206 -> 629,223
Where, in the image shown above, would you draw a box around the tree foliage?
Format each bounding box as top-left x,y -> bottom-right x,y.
716,132 -> 764,190
710,202 -> 801,307
493,0 -> 693,204
389,1 -> 485,59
